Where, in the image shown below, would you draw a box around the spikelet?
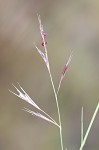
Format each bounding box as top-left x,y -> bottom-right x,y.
57,52 -> 73,94
9,83 -> 59,127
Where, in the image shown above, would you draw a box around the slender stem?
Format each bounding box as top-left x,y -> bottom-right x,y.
48,66 -> 64,150
42,40 -> 63,150
57,76 -> 63,95
43,39 -> 64,150
39,19 -> 64,150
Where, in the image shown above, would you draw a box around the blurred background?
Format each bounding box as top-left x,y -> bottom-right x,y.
0,0 -> 99,149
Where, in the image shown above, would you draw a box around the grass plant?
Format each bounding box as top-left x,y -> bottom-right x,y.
9,15 -> 99,150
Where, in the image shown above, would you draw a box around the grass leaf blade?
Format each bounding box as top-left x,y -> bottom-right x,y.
81,107 -> 83,145
79,102 -> 99,150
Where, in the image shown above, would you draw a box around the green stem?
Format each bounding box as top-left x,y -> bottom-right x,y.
42,35 -> 64,150
48,65 -> 64,150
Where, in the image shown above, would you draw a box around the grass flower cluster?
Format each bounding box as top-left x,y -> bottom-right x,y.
9,15 -> 99,150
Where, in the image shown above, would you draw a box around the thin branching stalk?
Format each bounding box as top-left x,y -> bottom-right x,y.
48,64 -> 64,150
38,15 -> 64,150
44,44 -> 63,149
43,33 -> 64,150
